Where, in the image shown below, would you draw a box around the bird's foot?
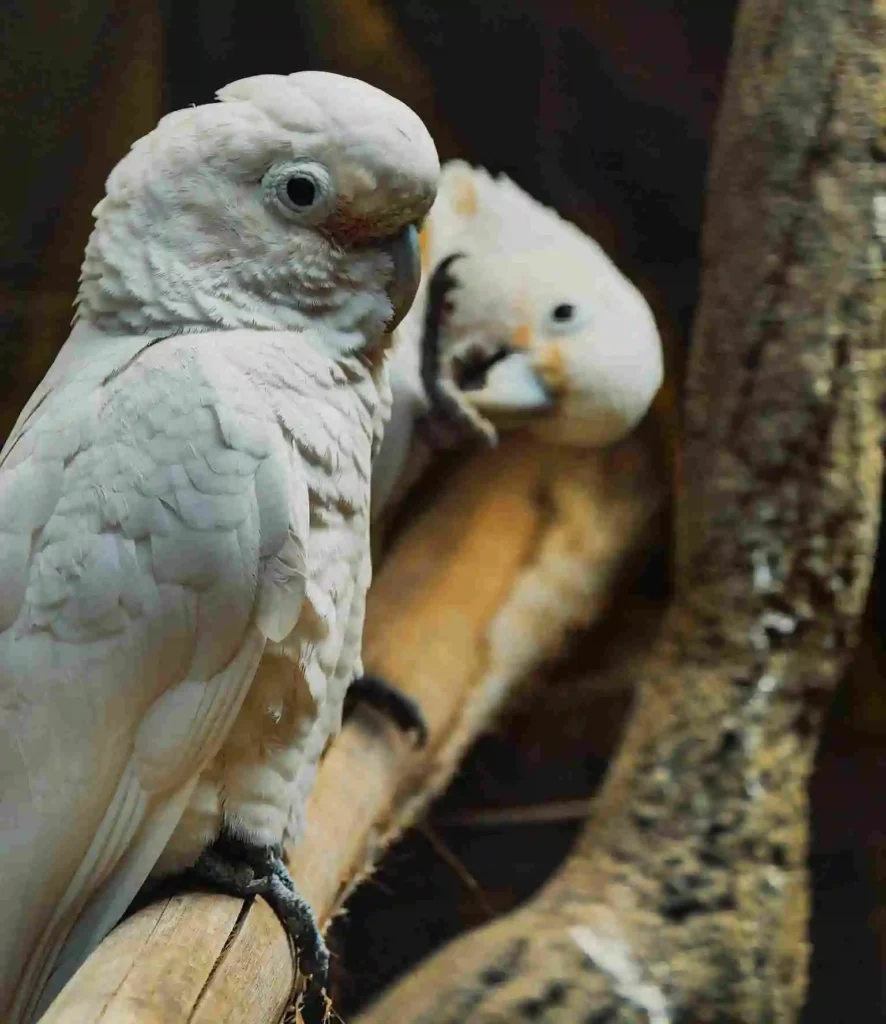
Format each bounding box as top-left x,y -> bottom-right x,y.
419,253 -> 498,451
344,673 -> 429,747
184,830 -> 328,1009
416,386 -> 497,451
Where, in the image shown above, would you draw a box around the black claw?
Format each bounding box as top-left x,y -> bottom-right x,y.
419,254 -> 472,439
426,252 -> 465,316
420,253 -> 465,407
265,873 -> 329,988
183,830 -> 328,1006
418,253 -> 497,450
345,673 -> 429,747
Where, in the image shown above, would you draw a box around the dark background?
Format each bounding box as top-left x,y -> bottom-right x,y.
1,2 -> 883,1019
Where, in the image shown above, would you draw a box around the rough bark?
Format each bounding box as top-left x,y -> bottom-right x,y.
352,1 -> 886,1021
42,432 -> 660,1023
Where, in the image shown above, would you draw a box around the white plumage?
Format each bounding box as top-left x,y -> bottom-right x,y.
0,71 -> 437,1023
372,160 -> 664,521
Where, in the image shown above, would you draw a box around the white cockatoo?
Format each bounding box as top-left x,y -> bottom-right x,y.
370,160 -> 665,522
0,71 -> 438,1024
351,160 -> 665,712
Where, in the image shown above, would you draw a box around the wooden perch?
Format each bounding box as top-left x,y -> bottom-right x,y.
42,429 -> 661,1023
346,1 -> 886,1021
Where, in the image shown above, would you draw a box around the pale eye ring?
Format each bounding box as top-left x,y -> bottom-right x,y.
263,161 -> 333,219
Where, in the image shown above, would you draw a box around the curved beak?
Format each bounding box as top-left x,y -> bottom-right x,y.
465,350 -> 555,415
384,224 -> 422,332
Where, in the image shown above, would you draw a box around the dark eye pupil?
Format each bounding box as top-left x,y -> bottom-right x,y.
552,303 -> 575,322
286,176 -> 316,207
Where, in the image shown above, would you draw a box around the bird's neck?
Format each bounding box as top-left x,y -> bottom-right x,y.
74,216 -> 394,345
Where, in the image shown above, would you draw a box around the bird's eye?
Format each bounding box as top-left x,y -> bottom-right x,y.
552,303 -> 576,323
285,176 -> 317,208
263,161 -> 332,220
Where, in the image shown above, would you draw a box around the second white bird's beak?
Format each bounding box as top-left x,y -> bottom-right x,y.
465,351 -> 554,415
385,224 -> 422,332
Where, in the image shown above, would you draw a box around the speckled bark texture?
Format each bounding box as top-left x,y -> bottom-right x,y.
354,1 -> 886,1021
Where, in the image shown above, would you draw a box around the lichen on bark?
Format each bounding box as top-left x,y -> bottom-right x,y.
353,1 -> 886,1021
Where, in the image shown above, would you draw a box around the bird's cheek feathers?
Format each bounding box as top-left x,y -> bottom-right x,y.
534,330 -> 663,447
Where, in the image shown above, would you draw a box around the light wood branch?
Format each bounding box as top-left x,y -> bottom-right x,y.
43,429 -> 661,1023
349,1 -> 886,1021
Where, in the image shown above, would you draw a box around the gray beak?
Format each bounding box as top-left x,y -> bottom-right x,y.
465,351 -> 554,415
385,224 -> 422,332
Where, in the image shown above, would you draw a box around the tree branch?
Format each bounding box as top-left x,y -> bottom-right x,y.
349,1 -> 886,1021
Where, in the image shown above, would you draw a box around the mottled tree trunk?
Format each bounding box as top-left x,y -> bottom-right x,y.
353,1 -> 886,1021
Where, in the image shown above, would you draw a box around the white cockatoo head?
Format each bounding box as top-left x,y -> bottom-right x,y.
416,161 -> 663,447
76,71 -> 439,355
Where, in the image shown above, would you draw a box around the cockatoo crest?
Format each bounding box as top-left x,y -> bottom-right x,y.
430,160 -> 593,254
77,71 -> 438,352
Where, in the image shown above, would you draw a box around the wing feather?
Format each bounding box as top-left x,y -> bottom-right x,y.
0,330 -> 309,1023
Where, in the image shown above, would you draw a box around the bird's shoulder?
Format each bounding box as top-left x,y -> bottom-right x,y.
0,328 -> 312,661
